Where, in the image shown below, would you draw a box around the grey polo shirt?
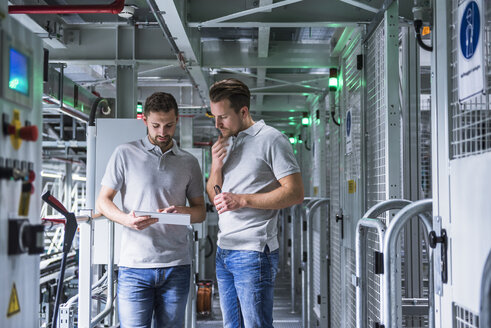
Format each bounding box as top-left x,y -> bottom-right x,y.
218,120 -> 300,253
101,137 -> 203,268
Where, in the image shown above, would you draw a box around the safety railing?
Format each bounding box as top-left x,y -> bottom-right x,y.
383,198 -> 434,328
305,198 -> 329,328
356,199 -> 411,328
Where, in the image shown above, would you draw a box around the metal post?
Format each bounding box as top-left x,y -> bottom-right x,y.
90,220 -> 115,327
78,123 -> 97,327
383,199 -> 433,328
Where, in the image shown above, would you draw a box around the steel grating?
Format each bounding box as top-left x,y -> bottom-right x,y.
450,0 -> 491,159
453,303 -> 480,328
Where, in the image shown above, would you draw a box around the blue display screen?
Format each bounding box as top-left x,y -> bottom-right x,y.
9,48 -> 29,95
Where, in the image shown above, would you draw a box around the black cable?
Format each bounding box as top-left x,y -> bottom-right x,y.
331,110 -> 341,127
88,98 -> 109,127
414,20 -> 433,52
51,252 -> 67,328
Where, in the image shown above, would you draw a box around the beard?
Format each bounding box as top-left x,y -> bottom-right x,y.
151,135 -> 172,149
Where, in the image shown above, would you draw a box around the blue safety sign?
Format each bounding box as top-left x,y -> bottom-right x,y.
345,109 -> 352,154
458,0 -> 484,103
460,1 -> 480,60
346,110 -> 351,137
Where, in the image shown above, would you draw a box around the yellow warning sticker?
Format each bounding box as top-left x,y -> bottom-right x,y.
348,180 -> 356,194
7,283 -> 20,317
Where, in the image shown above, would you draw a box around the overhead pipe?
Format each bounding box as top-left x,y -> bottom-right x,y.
9,0 -> 125,14
146,0 -> 207,107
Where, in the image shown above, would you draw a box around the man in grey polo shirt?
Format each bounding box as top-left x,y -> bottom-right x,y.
96,92 -> 205,328
206,78 -> 304,328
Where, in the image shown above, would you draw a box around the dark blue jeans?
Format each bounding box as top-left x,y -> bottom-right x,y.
216,246 -> 279,328
117,265 -> 190,328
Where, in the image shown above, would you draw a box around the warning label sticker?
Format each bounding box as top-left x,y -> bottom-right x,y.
7,283 -> 20,317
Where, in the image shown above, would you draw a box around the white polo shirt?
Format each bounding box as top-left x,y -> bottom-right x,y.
101,137 -> 203,268
218,120 -> 300,252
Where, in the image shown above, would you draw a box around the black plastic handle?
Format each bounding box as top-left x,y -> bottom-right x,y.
42,191 -> 69,216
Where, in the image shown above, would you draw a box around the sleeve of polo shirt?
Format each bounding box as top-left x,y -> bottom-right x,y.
271,133 -> 301,180
100,146 -> 125,191
186,157 -> 205,199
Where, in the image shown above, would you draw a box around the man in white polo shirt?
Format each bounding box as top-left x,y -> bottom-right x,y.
206,79 -> 304,328
96,92 -> 206,328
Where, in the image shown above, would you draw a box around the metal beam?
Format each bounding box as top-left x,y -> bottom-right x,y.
154,0 -> 210,103
188,21 -> 364,28
199,0 -> 302,26
202,41 -> 337,68
340,0 -> 378,13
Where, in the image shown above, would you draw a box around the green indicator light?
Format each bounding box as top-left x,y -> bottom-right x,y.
294,149 -> 298,154
301,117 -> 309,126
329,77 -> 338,91
289,135 -> 296,144
289,122 -> 296,126
136,103 -> 143,113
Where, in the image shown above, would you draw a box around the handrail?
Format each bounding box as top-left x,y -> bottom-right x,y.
363,199 -> 412,219
305,198 -> 329,328
356,198 -> 411,328
383,199 -> 433,328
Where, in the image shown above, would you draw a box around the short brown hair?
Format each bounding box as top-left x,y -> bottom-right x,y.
144,92 -> 178,117
209,78 -> 250,113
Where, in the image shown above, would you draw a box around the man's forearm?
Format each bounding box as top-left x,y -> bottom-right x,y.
96,197 -> 127,225
240,185 -> 303,210
174,205 -> 206,224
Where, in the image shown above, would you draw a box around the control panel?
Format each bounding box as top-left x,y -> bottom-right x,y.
0,16 -> 44,327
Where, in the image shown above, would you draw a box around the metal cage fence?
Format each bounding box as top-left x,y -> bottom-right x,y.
450,0 -> 491,159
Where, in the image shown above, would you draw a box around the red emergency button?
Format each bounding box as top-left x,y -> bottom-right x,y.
28,170 -> 36,183
19,125 -> 38,141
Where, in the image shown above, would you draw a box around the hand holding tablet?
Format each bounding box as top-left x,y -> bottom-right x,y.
134,210 -> 191,225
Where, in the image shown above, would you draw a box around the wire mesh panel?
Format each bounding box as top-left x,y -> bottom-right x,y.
420,96 -> 432,198
366,21 -> 387,210
364,20 -> 387,326
450,0 -> 491,159
453,303 -> 480,328
341,29 -> 363,328
346,248 -> 357,328
329,95 -> 342,328
343,32 -> 363,180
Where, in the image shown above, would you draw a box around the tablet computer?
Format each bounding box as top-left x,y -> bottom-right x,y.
134,211 -> 191,225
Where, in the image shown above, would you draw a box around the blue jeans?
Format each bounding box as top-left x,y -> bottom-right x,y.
117,265 -> 190,328
216,246 -> 279,328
